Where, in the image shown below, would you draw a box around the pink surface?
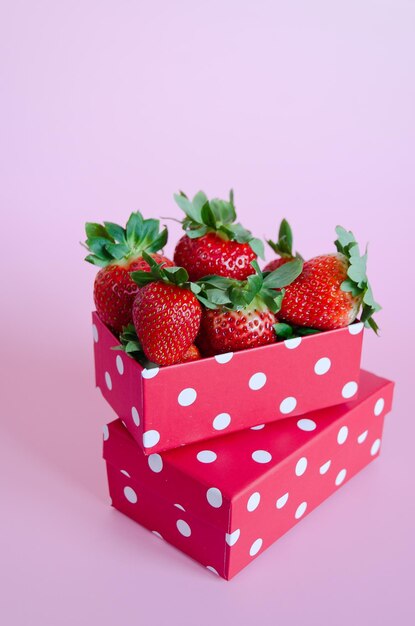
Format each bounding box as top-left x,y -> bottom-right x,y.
0,0 -> 413,624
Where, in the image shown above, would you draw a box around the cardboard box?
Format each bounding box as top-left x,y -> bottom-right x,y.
103,369 -> 394,579
93,311 -> 365,454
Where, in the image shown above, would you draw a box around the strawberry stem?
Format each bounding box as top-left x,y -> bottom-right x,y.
84,212 -> 168,267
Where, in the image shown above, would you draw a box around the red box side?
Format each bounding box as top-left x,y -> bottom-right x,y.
93,311 -> 364,455
226,380 -> 394,578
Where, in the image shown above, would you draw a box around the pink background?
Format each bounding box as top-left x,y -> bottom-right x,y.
1,1 -> 413,624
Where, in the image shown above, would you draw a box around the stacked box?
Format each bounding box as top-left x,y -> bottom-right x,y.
92,313 -> 394,579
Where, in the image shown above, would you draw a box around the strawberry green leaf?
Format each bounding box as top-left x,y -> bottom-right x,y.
174,192 -> 201,223
249,237 -> 265,259
263,257 -> 303,289
163,266 -> 189,285
84,254 -> 108,267
192,191 -> 209,213
105,242 -> 130,260
267,218 -> 295,258
85,222 -> 114,241
335,225 -> 380,333
274,321 -> 321,339
104,221 -> 127,243
201,202 -> 217,229
113,325 -> 159,367
126,212 -> 144,247
273,322 -> 294,339
340,279 -> 362,297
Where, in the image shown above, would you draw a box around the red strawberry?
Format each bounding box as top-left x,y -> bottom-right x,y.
117,324 -> 200,366
180,344 -> 201,362
263,218 -> 300,272
131,256 -> 202,366
84,213 -> 172,333
174,232 -> 257,281
196,258 -> 304,355
197,306 -> 277,356
173,190 -> 264,281
279,227 -> 380,332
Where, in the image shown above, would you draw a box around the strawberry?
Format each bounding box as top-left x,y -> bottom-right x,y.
131,254 -> 202,366
115,324 -> 200,366
197,306 -> 278,356
279,226 -> 381,332
173,190 -> 264,281
195,258 -> 304,355
180,344 -> 201,362
84,213 -> 172,333
263,218 -> 300,272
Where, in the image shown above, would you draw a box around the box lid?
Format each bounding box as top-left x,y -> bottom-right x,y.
103,370 -> 394,533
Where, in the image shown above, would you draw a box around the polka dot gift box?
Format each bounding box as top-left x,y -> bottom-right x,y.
93,310 -> 365,455
103,370 -> 394,580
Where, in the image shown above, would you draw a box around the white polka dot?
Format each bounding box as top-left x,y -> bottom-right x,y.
213,412 -> 231,431
123,486 -> 138,504
103,424 -> 109,441
176,519 -> 191,537
284,337 -> 302,349
143,430 -> 161,448
197,450 -> 217,464
276,492 -> 289,509
92,324 -> 99,342
148,453 -> 163,473
342,381 -> 358,399
249,538 -> 263,556
370,439 -> 381,456
295,502 -> 307,519
174,503 -> 185,511
252,450 -> 272,464
120,469 -> 130,477
131,406 -> 140,427
152,531 -> 163,539
141,367 -> 159,379
337,425 -> 349,445
104,371 -> 112,390
115,354 -> 124,375
357,430 -> 368,444
297,418 -> 317,432
319,460 -> 331,474
178,387 -> 197,407
295,457 -> 308,476
247,492 -> 261,512
225,529 -> 241,546
214,352 -> 234,364
206,487 -> 223,508
206,566 -> 219,575
348,322 -> 364,335
314,357 -> 331,375
374,398 -> 385,416
280,396 -> 297,414
249,372 -> 267,391
251,424 -> 265,430
335,469 -> 347,486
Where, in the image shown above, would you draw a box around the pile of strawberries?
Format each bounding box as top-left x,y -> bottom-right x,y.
84,191 -> 380,367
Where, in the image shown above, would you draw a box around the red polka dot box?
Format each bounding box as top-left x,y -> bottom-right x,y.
93,311 -> 365,455
103,370 -> 394,580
